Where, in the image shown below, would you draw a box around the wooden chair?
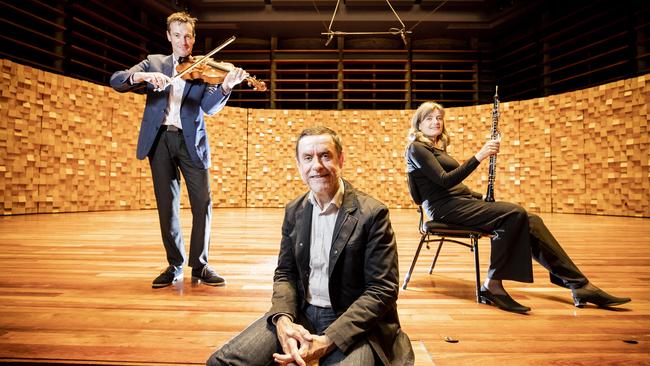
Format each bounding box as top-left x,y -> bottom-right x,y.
402,176 -> 493,303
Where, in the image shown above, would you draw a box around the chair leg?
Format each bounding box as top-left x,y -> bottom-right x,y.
428,240 -> 444,274
472,235 -> 481,303
402,233 -> 427,289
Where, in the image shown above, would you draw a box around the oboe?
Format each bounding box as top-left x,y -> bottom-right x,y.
484,86 -> 499,202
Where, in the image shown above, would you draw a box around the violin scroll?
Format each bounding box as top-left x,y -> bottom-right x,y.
244,75 -> 267,92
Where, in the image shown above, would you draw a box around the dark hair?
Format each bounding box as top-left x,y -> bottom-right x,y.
295,126 -> 343,159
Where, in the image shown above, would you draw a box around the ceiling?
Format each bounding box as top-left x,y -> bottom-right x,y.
142,0 -> 544,43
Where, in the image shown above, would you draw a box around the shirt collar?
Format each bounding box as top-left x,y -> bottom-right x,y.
173,55 -> 187,66
308,178 -> 345,213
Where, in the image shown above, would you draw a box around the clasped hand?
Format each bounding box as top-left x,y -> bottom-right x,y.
274,316 -> 334,366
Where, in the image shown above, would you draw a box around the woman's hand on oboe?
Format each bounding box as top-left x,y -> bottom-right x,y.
475,139 -> 500,162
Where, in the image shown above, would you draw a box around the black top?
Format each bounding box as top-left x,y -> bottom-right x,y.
405,140 -> 482,206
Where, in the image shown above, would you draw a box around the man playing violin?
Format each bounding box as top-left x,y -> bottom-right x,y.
110,12 -> 247,288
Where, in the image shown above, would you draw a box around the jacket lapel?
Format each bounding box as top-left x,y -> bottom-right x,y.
163,55 -> 174,77
181,80 -> 193,105
158,55 -> 174,99
164,54 -> 193,109
328,181 -> 359,276
294,197 -> 312,278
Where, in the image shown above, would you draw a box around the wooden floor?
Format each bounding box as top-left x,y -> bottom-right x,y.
0,208 -> 648,365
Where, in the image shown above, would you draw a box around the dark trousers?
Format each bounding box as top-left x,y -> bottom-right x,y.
206,305 -> 375,366
149,129 -> 212,269
426,197 -> 588,288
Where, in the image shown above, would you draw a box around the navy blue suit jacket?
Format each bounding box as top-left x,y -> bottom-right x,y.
110,54 -> 229,169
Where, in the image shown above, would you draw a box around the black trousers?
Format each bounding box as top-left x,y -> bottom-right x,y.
148,129 -> 212,269
425,196 -> 588,289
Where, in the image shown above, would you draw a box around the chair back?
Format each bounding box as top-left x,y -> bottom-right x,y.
406,173 -> 423,205
406,173 -> 428,234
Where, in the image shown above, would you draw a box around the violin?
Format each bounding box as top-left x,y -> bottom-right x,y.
176,55 -> 267,92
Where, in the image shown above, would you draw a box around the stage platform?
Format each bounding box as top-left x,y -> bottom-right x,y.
0,208 -> 648,365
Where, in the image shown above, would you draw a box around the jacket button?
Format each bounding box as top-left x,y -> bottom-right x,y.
334,250 -> 338,254
299,242 -> 303,247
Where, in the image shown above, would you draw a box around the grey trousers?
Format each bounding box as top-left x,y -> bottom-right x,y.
206,305 -> 375,366
426,196 -> 588,288
149,129 -> 212,269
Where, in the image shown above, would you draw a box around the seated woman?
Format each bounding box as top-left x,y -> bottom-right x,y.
405,101 -> 631,313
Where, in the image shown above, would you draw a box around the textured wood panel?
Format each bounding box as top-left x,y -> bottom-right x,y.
446,103 -> 521,206
244,109 -> 414,208
138,154 -> 158,210
246,109 -> 311,207
549,93 -> 588,214
0,60 -> 648,217
327,109 -> 365,196
442,107 -> 467,164
583,77 -> 650,217
207,106 -> 249,207
0,60 -> 41,214
516,98 -> 552,213
335,109 -> 411,209
500,101 -> 529,209
108,90 -> 146,210
111,91 -> 248,210
448,105 -> 485,197
38,74 -> 113,213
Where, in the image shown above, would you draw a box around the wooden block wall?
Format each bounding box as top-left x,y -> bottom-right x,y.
0,60 -> 41,214
38,74 -> 113,213
548,93 -> 588,214
0,59 -> 648,217
245,109 -> 413,208
326,110 -> 365,200
113,95 -> 249,210
137,161 -> 157,210
207,107 -> 248,207
331,110 -> 411,209
516,98 -> 552,213
246,109 -> 313,207
109,91 -> 146,211
448,103 -> 524,210
583,76 -> 649,216
446,105 -> 486,198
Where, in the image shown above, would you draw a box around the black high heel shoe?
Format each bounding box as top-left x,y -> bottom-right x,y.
479,286 -> 531,313
572,284 -> 631,308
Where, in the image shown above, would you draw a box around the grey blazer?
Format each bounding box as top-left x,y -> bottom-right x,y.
268,179 -> 414,366
110,54 -> 229,169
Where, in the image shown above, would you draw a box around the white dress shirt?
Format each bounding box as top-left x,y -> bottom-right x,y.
306,179 -> 345,308
163,57 -> 186,129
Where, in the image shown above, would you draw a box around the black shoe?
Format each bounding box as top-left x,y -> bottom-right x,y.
479,286 -> 531,313
152,265 -> 183,288
192,265 -> 226,287
572,283 -> 631,308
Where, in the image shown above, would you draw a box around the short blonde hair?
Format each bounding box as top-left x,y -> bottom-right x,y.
407,101 -> 450,151
167,12 -> 197,34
